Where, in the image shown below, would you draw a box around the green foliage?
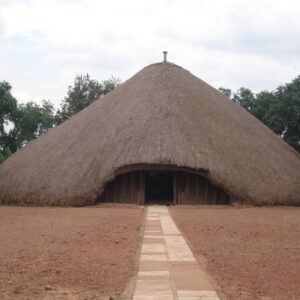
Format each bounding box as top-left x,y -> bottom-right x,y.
0,80 -> 56,162
14,100 -> 55,148
0,81 -> 18,161
0,147 -> 11,163
0,81 -> 17,137
219,75 -> 300,152
218,87 -> 232,98
55,74 -> 121,124
274,76 -> 300,150
232,88 -> 256,112
253,91 -> 282,134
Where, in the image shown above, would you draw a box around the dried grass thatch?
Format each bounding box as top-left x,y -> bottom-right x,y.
0,62 -> 299,206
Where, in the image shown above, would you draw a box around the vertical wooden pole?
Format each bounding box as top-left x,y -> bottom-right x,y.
140,171 -> 145,205
204,180 -> 208,204
173,172 -> 177,205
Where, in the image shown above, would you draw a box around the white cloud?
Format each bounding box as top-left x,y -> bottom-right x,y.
0,0 -> 300,107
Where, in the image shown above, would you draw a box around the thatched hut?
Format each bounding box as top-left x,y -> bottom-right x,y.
0,61 -> 299,206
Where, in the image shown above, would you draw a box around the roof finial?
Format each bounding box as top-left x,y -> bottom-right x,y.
163,51 -> 168,62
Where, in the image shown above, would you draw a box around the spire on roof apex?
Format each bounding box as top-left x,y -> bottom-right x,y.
163,51 -> 168,62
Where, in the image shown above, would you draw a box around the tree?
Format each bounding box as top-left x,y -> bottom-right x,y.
219,87 -> 256,112
12,100 -> 55,149
273,76 -> 300,151
253,91 -> 282,134
0,81 -> 18,162
218,87 -> 232,98
0,81 -> 56,162
232,88 -> 256,112
0,147 -> 11,163
219,75 -> 300,152
55,74 -> 121,124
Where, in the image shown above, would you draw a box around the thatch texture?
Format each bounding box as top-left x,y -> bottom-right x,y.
0,62 -> 299,206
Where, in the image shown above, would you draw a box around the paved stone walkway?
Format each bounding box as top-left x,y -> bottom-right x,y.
133,205 -> 220,300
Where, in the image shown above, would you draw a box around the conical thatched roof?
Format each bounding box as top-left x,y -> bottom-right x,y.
0,62 -> 299,206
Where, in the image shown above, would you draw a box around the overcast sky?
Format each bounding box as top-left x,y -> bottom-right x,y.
1,0 -> 300,108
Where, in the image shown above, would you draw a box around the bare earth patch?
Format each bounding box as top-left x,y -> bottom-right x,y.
170,206 -> 300,300
0,206 -> 144,299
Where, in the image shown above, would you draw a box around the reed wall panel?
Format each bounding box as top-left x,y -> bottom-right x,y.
99,171 -> 144,204
176,172 -> 229,205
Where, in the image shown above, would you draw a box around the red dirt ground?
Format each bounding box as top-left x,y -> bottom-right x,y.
0,205 -> 144,299
170,206 -> 300,300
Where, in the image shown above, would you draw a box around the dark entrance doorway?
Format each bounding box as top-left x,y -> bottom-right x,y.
145,172 -> 174,204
